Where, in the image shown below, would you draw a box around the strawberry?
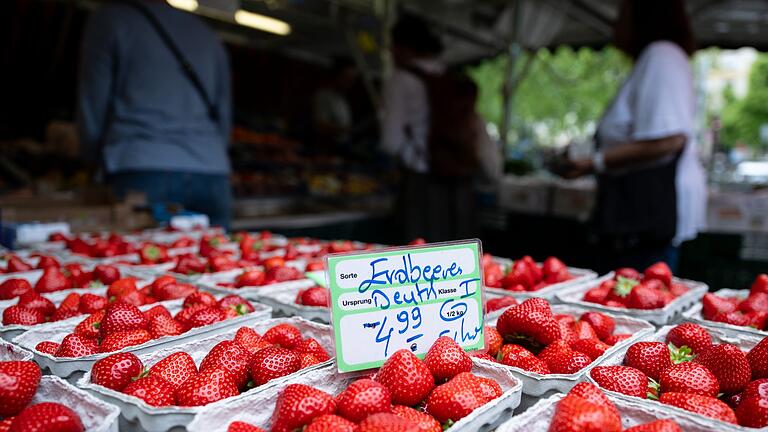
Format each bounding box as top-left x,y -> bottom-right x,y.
695,343 -> 751,394
228,422 -> 266,432
498,344 -> 549,374
299,353 -> 321,368
294,338 -> 330,362
269,384 -> 336,432
390,405 -> 441,432
218,295 -> 255,315
659,392 -> 737,423
542,256 -> 568,279
249,346 -> 301,386
665,323 -> 712,354
485,327 -> 502,357
50,306 -> 81,322
55,334 -> 98,358
262,323 -> 302,349
200,340 -> 253,389
548,394 -> 621,432
148,315 -> 186,338
567,382 -> 620,417
233,327 -> 268,354
573,321 -> 598,340
743,378 -> 768,400
375,349 -> 435,406
702,293 -> 739,320
55,293 -> 79,312
752,274 -> 768,296
94,265 -> 121,285
740,293 -> 768,314
0,279 -> 32,300
604,334 -> 631,345
626,284 -> 666,309
713,311 -> 752,326
63,263 -> 92,288
424,336 -> 472,382
644,262 -> 672,288
748,337 -> 768,379
305,415 -> 355,432
2,306 -> 44,325
624,420 -> 682,432
659,362 -> 719,396
98,329 -> 152,353
148,351 -> 197,390
123,376 -> 176,407
139,244 -> 168,264
356,413 -> 422,432
0,361 -> 41,417
590,365 -> 648,398
116,289 -> 147,307
78,294 -> 108,314
187,307 -> 226,327
143,305 -> 172,321
425,372 -> 499,423
35,256 -> 60,270
235,270 -> 266,288
0,418 -> 11,432
538,340 -> 592,374
570,338 -> 609,360
100,302 -> 147,336
8,402 -> 84,432
106,278 -> 137,300
296,287 -> 330,307
91,352 -> 143,391
583,284 -> 611,304
6,256 -> 32,273
34,267 -> 71,293
624,342 -> 672,381
175,368 -> 239,406
183,291 -> 217,309
615,267 -> 641,280
74,311 -> 105,339
736,395 -> 768,427
496,298 -> 561,347
579,312 -> 615,341
155,282 -> 197,302
34,341 -> 59,355
485,296 -> 517,313
501,261 -> 535,290
337,378 -> 392,422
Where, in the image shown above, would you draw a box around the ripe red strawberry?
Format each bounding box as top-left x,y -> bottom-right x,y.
570,338 -> 610,360
100,302 -> 148,336
6,256 -> 32,273
375,349 -> 435,406
496,298 -> 561,346
295,287 -> 330,307
694,343 -> 751,394
55,334 -> 98,358
123,375 -> 176,407
659,362 -> 719,396
299,353 -> 321,368
35,341 -> 59,355
294,338 -> 330,362
336,378 -> 392,422
249,346 -> 301,386
590,365 -> 648,398
644,262 -> 672,288
390,405 -> 441,432
35,256 -> 60,270
423,336 -> 472,382
548,394 -> 621,432
538,340 -> 592,374
34,267 -> 71,293
573,321 -> 598,340
0,418 -> 12,432
485,327 -> 502,357
624,342 -> 672,381
269,384 -> 337,432
659,393 -> 737,423
542,256 -> 568,278
742,378 -> 768,400
748,337 -> 768,379
579,312 -> 615,341
143,305 -> 171,321
91,352 -> 143,391
58,293 -> 80,312
498,344 -> 549,374
105,278 -> 137,300
8,402 -> 84,432
228,422 -> 266,432
183,291 -> 217,309
74,311 -> 105,339
626,284 -> 666,309
148,315 -> 186,338
175,368 -> 238,406
235,270 -> 266,288
583,284 -> 611,304
474,374 -> 503,400
714,310 -> 752,326
702,293 -> 739,320
736,395 -> 768,428
304,415 -> 355,432
233,327 -> 267,354
2,306 -> 44,325
567,382 -> 620,418
51,306 -> 82,322
356,413 -> 422,432
485,296 -> 517,313
76,293 -> 106,314
0,361 -> 41,417
425,372 -> 499,423
173,303 -> 208,326
200,340 -> 253,389
148,351 -> 197,390
739,292 -> 768,314
154,282 -> 197,301
0,279 -> 32,300
751,274 -> 768,295
604,334 -> 631,345
94,265 -> 121,285
217,295 -> 255,315
665,323 -> 712,354
624,420 -> 682,432
98,329 -> 152,353
262,323 -> 302,349
615,267 -> 641,280
188,307 -> 227,327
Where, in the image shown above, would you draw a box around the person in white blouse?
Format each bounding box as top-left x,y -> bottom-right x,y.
559,0 -> 706,272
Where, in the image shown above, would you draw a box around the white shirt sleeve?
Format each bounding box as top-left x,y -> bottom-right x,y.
380,72 -> 408,157
630,42 -> 694,142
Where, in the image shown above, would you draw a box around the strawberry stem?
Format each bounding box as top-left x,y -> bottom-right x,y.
613,276 -> 639,298
668,343 -> 695,363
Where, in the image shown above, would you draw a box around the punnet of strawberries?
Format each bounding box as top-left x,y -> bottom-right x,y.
480,298 -> 631,374
483,254 -> 574,292
589,322 -> 768,427
224,337 -> 503,432
89,323 -> 330,407
0,262 -> 125,300
35,290 -> 256,358
547,382 -> 684,432
699,274 -> 768,330
582,262 -> 691,309
0,360 -> 85,431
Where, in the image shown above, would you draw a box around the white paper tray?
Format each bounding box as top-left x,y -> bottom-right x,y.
13,298 -> 272,382
34,375 -> 122,432
187,358 -> 523,432
589,323 -> 765,431
78,317 -> 332,432
555,272 -> 709,325
683,288 -> 768,337
250,283 -> 329,323
0,338 -> 33,361
496,391 -> 731,432
484,304 -> 655,396
485,259 -> 597,301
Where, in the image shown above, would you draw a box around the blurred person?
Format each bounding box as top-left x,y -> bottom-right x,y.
78,0 -> 232,228
312,56 -> 357,151
556,0 -> 705,273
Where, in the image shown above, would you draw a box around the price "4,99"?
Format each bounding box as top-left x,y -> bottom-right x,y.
375,307 -> 423,357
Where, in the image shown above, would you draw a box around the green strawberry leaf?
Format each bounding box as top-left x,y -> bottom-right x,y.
668,343 -> 695,363
613,276 -> 640,298
442,420 -> 455,431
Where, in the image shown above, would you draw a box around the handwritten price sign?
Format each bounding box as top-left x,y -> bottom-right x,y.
327,240 -> 485,372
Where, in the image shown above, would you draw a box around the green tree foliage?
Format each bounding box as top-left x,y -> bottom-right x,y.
467,46 -> 630,147
721,54 -> 768,151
